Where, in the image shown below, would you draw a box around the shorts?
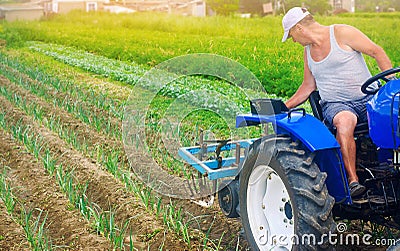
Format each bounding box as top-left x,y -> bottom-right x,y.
321,95 -> 372,129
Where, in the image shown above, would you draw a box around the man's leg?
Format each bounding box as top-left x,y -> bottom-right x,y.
333,111 -> 358,183
332,111 -> 366,197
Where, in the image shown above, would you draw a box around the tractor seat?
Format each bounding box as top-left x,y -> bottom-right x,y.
308,91 -> 369,136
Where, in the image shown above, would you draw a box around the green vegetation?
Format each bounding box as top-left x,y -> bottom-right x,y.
0,167 -> 53,250
0,67 -> 203,249
0,11 -> 399,249
1,11 -> 399,98
0,109 -> 135,250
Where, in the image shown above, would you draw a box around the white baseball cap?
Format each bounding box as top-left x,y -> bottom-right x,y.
282,7 -> 310,42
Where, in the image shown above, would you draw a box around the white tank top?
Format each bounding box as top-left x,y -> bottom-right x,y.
306,25 -> 372,102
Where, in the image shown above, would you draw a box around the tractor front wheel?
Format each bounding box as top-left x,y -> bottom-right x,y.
239,136 -> 336,250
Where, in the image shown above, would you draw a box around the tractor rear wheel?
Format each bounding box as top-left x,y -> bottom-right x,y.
239,136 -> 336,250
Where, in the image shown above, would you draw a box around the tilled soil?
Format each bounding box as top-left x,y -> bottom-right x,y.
0,68 -> 246,249
0,203 -> 30,251
0,90 -> 187,250
0,129 -> 112,250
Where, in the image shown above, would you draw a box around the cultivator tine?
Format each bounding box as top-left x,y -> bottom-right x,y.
187,170 -> 216,208
185,178 -> 196,198
192,171 -> 201,194
186,170 -> 200,195
184,128 -> 216,207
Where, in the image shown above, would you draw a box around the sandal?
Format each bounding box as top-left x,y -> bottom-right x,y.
349,182 -> 366,197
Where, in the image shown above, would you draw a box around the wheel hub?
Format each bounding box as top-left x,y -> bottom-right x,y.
284,201 -> 293,220
247,165 -> 295,250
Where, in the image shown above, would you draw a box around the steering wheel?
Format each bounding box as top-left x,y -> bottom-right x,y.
361,67 -> 400,95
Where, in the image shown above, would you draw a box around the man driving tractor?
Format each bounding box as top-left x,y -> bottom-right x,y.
281,7 -> 394,197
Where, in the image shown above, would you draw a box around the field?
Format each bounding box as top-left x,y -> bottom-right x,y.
0,11 -> 399,250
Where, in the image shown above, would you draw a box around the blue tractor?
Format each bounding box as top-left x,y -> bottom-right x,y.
179,68 -> 400,249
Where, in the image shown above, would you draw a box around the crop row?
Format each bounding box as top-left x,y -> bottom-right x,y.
28,41 -> 270,115
0,112 -> 134,249
0,72 -> 193,247
0,166 -> 51,250
0,47 -> 262,145
25,42 -> 282,162
0,47 -> 268,179
0,84 -> 184,249
0,55 -> 240,249
0,52 -> 198,177
0,55 -> 122,138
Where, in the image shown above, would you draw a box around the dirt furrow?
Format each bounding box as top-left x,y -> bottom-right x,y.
0,89 -> 188,250
0,203 -> 30,250
0,63 -> 123,128
0,129 -> 112,249
0,74 -> 120,157
0,70 -> 246,249
3,50 -> 131,103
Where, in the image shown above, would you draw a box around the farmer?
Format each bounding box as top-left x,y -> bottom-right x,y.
281,7 -> 394,197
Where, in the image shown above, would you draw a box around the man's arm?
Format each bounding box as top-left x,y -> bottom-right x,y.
285,49 -> 317,109
336,25 -> 392,71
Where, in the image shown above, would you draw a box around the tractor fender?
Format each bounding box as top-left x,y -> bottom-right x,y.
237,113 -> 352,204
275,114 -> 351,204
236,112 -> 340,152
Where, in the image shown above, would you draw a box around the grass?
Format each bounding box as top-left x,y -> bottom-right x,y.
2,12 -> 400,97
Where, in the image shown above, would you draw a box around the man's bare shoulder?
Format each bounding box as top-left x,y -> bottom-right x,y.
334,24 -> 363,45
334,24 -> 358,34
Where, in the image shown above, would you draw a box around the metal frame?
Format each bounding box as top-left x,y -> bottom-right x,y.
178,139 -> 255,180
